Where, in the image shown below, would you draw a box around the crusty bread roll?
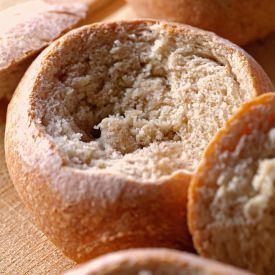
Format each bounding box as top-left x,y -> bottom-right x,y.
126,0 -> 275,45
64,249 -> 253,275
188,93 -> 275,274
5,20 -> 273,262
0,0 -> 109,99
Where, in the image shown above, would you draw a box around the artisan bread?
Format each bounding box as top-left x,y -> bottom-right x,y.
188,93 -> 275,275
64,249 -> 253,275
126,0 -> 275,45
0,0 -> 109,99
5,20 -> 273,262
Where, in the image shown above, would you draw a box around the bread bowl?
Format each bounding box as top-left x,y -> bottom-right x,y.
188,93 -> 275,274
5,20 -> 273,262
0,0 -> 110,99
64,249 -> 253,275
126,0 -> 275,45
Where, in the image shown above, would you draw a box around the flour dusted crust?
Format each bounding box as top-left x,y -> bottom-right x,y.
5,20 -> 273,262
188,93 -> 275,274
127,0 -> 275,45
0,0 -> 110,99
64,249 -> 253,275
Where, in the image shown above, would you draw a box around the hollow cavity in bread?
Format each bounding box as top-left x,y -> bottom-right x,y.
35,23 -> 256,181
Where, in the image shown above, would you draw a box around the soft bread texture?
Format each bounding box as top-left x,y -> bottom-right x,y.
0,0 -> 109,99
127,0 -> 275,45
64,249 -> 253,275
188,93 -> 275,275
5,20 -> 273,262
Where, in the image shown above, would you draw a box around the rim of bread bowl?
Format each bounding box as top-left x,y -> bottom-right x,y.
20,19 -> 274,186
5,19 -> 273,261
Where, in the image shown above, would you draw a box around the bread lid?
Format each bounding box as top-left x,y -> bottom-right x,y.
189,93 -> 275,274
0,0 -> 110,99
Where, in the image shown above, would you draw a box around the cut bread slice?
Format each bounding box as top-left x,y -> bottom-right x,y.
188,93 -> 275,275
64,249 -> 253,275
5,20 -> 273,262
0,0 -> 110,99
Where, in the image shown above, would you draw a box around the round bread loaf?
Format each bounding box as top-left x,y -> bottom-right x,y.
126,0 -> 275,45
188,93 -> 275,274
64,249 -> 253,275
0,0 -> 110,100
5,20 -> 272,262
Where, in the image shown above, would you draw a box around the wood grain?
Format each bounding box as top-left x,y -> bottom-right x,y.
1,0 -> 275,274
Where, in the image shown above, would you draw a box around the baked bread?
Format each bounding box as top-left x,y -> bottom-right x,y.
126,0 -> 275,45
64,249 -> 253,275
188,93 -> 275,275
0,0 -> 110,99
5,20 -> 273,262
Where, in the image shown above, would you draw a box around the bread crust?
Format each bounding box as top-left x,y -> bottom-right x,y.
188,93 -> 275,274
64,249 -> 253,275
0,0 -> 111,100
127,0 -> 275,45
5,20 -> 273,262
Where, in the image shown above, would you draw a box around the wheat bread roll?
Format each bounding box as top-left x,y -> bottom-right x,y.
5,20 -> 273,262
188,93 -> 275,275
126,0 -> 275,45
0,0 -> 110,99
64,249 -> 253,275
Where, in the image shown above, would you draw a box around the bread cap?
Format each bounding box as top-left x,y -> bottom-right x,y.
0,0 -> 110,99
5,20 -> 273,262
189,93 -> 275,274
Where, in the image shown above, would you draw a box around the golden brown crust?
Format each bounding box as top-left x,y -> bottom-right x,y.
127,0 -> 275,45
188,93 -> 275,235
64,249 -> 253,275
0,0 -> 111,100
0,0 -> 88,99
188,93 -> 275,274
5,20 -> 273,262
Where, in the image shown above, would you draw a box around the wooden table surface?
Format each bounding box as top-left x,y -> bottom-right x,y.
1,1 -> 275,274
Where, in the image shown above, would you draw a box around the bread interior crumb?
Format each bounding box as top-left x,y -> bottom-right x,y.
35,23 -> 254,181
